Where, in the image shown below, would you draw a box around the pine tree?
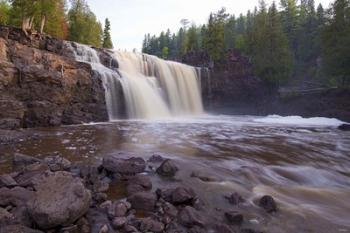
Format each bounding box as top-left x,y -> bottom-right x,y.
102,18 -> 113,49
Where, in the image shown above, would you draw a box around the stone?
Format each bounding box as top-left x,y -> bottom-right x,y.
114,201 -> 129,217
43,155 -> 71,171
225,211 -> 243,225
171,187 -> 197,205
27,171 -> 91,229
128,192 -> 157,211
191,171 -> 218,182
258,195 -> 277,213
126,175 -> 152,195
98,224 -> 109,233
86,208 -> 112,233
0,225 -> 43,233
225,192 -> 245,205
213,224 -> 235,233
102,156 -> 146,174
0,174 -> 18,187
13,153 -> 42,169
112,217 -> 127,229
338,124 -> 350,131
188,226 -> 207,233
139,217 -> 165,233
156,159 -> 179,177
148,154 -> 165,163
0,186 -> 34,206
0,207 -> 14,224
178,206 -> 205,227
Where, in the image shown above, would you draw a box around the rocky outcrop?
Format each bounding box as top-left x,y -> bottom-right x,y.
0,26 -> 108,129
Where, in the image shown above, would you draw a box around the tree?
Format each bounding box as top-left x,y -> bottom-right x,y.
42,0 -> 68,38
322,0 -> 350,86
102,18 -> 113,48
9,0 -> 39,36
162,46 -> 169,59
0,0 -> 11,25
186,24 -> 200,52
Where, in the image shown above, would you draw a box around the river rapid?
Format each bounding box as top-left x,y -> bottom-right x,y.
0,115 -> 349,233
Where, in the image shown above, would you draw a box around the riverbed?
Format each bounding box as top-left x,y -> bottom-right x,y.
0,115 -> 349,233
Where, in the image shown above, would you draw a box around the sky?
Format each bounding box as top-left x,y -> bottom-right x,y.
87,0 -> 333,51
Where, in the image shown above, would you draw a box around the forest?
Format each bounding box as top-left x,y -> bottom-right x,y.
0,0 -> 113,48
142,0 -> 350,87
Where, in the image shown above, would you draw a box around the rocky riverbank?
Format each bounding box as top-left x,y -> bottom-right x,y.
0,151 -> 277,233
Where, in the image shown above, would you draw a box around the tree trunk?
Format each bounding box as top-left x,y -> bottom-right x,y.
40,15 -> 46,34
22,17 -> 30,37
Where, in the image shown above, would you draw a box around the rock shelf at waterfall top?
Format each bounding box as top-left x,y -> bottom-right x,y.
0,152 -> 272,233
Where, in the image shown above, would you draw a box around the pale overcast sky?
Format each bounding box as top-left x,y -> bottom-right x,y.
86,0 -> 333,51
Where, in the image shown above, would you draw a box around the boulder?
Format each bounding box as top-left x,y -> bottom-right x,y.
156,159 -> 178,177
258,195 -> 277,213
178,206 -> 205,227
0,174 -> 18,187
102,156 -> 146,174
171,187 -> 197,205
12,153 -> 42,169
43,155 -> 71,171
126,175 -> 152,195
0,225 -> 43,233
139,217 -> 165,233
225,211 -> 243,225
0,186 -> 34,206
27,171 -> 91,229
128,192 -> 157,211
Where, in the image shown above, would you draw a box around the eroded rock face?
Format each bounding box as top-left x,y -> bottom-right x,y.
0,26 -> 108,129
27,171 -> 91,229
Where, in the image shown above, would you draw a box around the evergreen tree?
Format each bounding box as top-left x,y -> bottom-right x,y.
102,18 -> 113,49
322,0 -> 350,86
186,24 -> 199,51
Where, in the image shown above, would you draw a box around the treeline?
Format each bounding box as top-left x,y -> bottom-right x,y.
142,0 -> 350,87
0,0 -> 114,48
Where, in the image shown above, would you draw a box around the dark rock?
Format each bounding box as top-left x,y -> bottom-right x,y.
126,175 -> 152,195
213,224 -> 235,233
188,226 -> 207,233
76,217 -> 91,233
123,224 -> 139,233
43,155 -> 71,171
27,171 -> 91,229
0,225 -> 43,233
128,192 -> 157,211
0,186 -> 34,206
12,153 -> 42,169
0,207 -> 14,225
0,174 -> 18,187
102,156 -> 146,174
112,217 -> 127,229
114,201 -> 130,217
139,217 -> 165,232
338,124 -> 350,131
225,192 -> 245,205
258,195 -> 277,213
178,206 -> 205,227
86,208 -> 113,233
240,229 -> 263,233
94,193 -> 108,204
171,187 -> 197,205
225,211 -> 243,225
191,171 -> 218,182
156,159 -> 179,177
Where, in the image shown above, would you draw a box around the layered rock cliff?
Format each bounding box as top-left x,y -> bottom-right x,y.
0,26 -> 108,129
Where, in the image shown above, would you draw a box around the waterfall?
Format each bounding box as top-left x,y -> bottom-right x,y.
66,42 -> 204,120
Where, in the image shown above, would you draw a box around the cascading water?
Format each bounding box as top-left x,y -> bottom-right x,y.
66,42 -> 204,120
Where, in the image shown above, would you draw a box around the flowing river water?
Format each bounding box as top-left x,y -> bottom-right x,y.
0,115 -> 349,233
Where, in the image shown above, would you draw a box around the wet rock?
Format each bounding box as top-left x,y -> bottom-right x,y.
112,217 -> 127,229
27,171 -> 91,229
94,193 -> 108,204
240,229 -> 263,233
178,206 -> 205,227
114,201 -> 130,217
0,207 -> 14,224
171,187 -> 197,205
0,186 -> 34,206
13,153 -> 42,169
0,174 -> 18,187
338,124 -> 350,131
191,171 -> 218,182
86,208 -> 113,233
213,224 -> 235,233
13,169 -> 48,188
225,192 -> 245,205
225,211 -> 243,225
128,192 -> 157,211
98,224 -> 109,233
123,224 -> 139,233
103,156 -> 146,175
43,155 -> 71,171
156,159 -> 179,177
258,195 -> 277,213
76,217 -> 91,233
188,226 -> 207,233
139,217 -> 165,232
126,175 -> 152,195
0,225 -> 43,233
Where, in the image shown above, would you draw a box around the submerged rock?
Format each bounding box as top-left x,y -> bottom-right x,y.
126,174 -> 152,195
27,171 -> 91,229
156,159 -> 179,177
43,155 -> 71,171
102,156 -> 146,174
171,187 -> 197,205
12,153 -> 41,169
338,124 -> 350,131
225,192 -> 245,205
128,192 -> 157,211
225,211 -> 243,225
178,206 -> 205,227
258,195 -> 277,213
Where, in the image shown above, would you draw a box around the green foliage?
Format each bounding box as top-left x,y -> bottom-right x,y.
0,0 -> 10,25
102,18 -> 113,48
68,0 -> 103,47
162,46 -> 169,59
322,0 -> 350,86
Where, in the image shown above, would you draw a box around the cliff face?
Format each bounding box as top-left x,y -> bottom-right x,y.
0,26 -> 108,129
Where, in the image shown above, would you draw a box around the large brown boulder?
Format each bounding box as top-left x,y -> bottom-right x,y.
27,171 -> 91,229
